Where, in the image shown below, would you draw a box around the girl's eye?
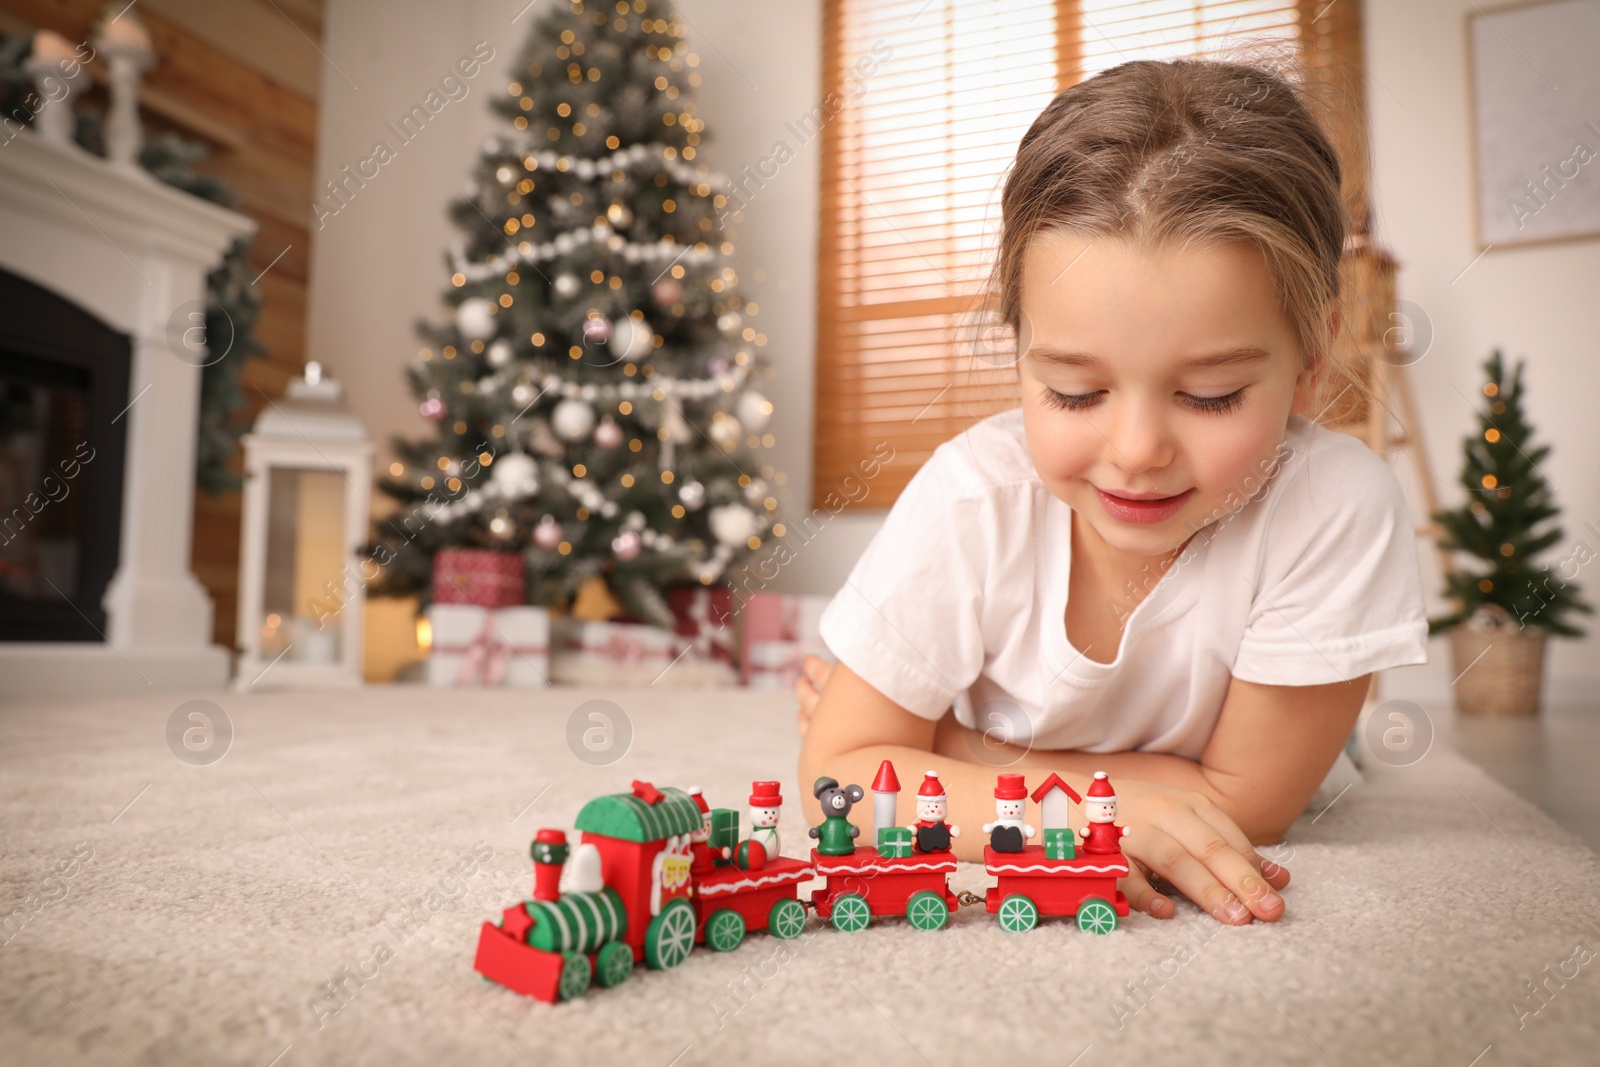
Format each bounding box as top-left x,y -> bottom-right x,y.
1039,387 -> 1248,415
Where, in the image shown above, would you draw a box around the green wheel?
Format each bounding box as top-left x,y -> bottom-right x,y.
767,897 -> 807,940
1077,896 -> 1118,935
596,941 -> 633,988
830,893 -> 870,933
906,891 -> 948,931
557,951 -> 591,1001
706,908 -> 746,952
644,899 -> 697,970
997,893 -> 1038,933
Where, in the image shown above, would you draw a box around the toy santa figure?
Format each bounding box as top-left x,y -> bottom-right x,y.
744,780 -> 782,866
686,787 -> 723,872
906,770 -> 959,853
1079,771 -> 1129,855
983,773 -> 1035,853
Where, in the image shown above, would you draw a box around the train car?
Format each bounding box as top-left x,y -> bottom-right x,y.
809,847 -> 959,932
983,845 -> 1130,934
690,857 -> 812,950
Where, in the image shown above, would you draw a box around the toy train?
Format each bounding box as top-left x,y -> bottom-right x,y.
473,761 -> 1132,1003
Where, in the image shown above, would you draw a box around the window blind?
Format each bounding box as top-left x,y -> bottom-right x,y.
814,0 -> 1366,506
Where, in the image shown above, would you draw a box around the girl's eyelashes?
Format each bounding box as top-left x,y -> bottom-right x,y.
1038,387 -> 1249,415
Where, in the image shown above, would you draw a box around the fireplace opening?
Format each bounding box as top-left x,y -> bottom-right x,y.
0,266 -> 129,642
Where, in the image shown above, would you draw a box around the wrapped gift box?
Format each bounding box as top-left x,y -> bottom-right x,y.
549,616 -> 739,687
740,591 -> 833,688
709,808 -> 739,855
665,584 -> 736,666
428,604 -> 549,687
876,826 -> 913,859
1044,827 -> 1076,860
432,547 -> 524,608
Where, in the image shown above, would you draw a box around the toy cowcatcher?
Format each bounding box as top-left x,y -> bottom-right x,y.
808,762 -> 959,933
982,771 -> 1131,935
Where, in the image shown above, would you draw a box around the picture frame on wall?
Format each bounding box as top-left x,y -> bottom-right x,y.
1467,0 -> 1600,249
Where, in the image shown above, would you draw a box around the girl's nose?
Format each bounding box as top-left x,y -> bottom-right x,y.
1104,398 -> 1175,475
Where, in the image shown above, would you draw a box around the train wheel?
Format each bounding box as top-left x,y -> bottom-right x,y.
767,897 -> 807,940
596,942 -> 633,988
706,908 -> 746,952
830,893 -> 870,933
1077,896 -> 1118,935
645,899 -> 697,969
906,891 -> 948,931
997,893 -> 1038,933
557,951 -> 592,1001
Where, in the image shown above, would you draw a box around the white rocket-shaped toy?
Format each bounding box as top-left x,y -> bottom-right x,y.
871,759 -> 900,835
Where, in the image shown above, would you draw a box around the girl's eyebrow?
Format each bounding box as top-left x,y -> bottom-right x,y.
1026,345 -> 1272,369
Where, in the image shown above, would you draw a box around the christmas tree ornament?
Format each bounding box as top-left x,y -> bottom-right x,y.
593,418 -> 624,450
612,314 -> 654,362
582,315 -> 614,348
678,480 -> 705,510
528,417 -> 565,457
743,478 -> 768,504
456,297 -> 497,341
420,393 -> 446,421
651,276 -> 682,307
487,339 -> 515,368
495,164 -> 516,184
660,402 -> 693,444
607,202 -> 633,227
571,574 -> 624,622
709,503 -> 757,548
491,451 -> 540,497
736,390 -> 772,432
511,378 -> 535,405
709,415 -> 742,451
717,311 -> 742,334
552,398 -> 596,441
489,509 -> 514,539
611,530 -> 642,561
533,516 -> 563,549
708,356 -> 730,376
553,272 -> 581,299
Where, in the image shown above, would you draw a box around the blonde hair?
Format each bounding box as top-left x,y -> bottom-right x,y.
988,55 -> 1361,418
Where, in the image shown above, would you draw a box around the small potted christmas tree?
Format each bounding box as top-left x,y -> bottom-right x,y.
1428,349 -> 1592,715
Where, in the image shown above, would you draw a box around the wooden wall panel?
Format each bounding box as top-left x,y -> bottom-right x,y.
0,0 -> 322,653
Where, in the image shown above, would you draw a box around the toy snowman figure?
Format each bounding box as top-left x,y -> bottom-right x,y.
743,780 -> 783,867
982,773 -> 1035,853
1079,771 -> 1130,855
686,787 -> 724,872
907,770 -> 959,853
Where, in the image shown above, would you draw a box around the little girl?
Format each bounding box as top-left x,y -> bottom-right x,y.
796,57 -> 1429,926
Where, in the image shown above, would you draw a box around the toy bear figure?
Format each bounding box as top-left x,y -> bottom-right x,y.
809,776 -> 864,856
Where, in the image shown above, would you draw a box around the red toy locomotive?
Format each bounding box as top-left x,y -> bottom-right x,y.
473,763 -> 1132,1003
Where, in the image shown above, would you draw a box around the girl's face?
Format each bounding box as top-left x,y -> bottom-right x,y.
1016,230 -> 1324,566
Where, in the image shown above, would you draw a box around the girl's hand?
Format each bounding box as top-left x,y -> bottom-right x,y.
1110,779 -> 1291,924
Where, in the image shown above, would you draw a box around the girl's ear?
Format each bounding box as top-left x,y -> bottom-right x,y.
1291,303 -> 1338,416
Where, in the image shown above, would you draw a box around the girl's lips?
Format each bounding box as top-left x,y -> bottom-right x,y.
1094,486 -> 1194,525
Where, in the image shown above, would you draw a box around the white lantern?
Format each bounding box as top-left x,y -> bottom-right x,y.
234,362 -> 372,689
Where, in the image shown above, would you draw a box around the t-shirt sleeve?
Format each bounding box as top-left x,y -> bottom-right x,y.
1231,441 -> 1430,686
817,451 -> 988,718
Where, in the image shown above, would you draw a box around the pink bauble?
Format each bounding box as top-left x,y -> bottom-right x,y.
419,395 -> 446,420
652,277 -> 682,307
582,316 -> 613,344
533,517 -> 562,549
708,357 -> 730,376
611,530 -> 641,561
594,418 -> 624,449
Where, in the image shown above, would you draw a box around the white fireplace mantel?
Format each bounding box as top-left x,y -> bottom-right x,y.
0,132 -> 256,698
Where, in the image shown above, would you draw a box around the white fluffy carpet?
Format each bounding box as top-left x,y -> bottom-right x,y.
2,684 -> 1598,1067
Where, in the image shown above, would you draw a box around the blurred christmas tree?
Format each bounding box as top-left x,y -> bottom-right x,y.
365,0 -> 778,626
1428,349 -> 1591,636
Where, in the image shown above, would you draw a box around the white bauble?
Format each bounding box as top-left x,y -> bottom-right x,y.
487,339 -> 514,368
455,297 -> 496,341
491,452 -> 539,497
736,390 -> 772,432
553,273 -> 580,299
709,415 -> 743,451
709,503 -> 758,548
552,398 -> 596,441
613,315 -> 655,362
678,480 -> 705,510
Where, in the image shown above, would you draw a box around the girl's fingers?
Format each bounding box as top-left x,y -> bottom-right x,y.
1190,801 -> 1293,894
1163,808 -> 1285,923
1120,860 -> 1175,919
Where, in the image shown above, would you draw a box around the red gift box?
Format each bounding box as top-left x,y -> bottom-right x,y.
432,548 -> 525,608
665,584 -> 735,666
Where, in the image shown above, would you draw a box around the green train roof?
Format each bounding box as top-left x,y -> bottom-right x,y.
575,786 -> 701,842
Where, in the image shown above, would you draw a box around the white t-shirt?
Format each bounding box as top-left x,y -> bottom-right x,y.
818,408 -> 1430,761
